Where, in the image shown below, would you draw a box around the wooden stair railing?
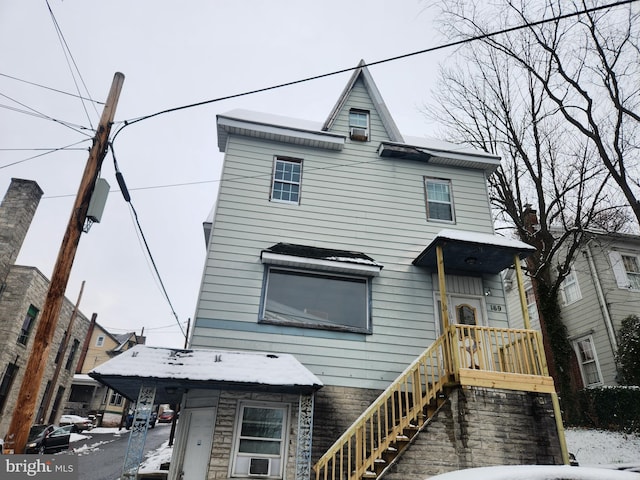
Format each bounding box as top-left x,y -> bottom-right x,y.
312,325 -> 552,480
312,333 -> 454,480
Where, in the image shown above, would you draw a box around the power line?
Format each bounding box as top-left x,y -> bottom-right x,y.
0,96 -> 94,136
0,139 -> 92,169
111,0 -> 638,143
109,142 -> 187,340
0,72 -> 104,104
45,0 -> 99,129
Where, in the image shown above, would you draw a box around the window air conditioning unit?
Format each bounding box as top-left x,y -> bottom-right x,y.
350,127 -> 368,141
249,458 -> 271,476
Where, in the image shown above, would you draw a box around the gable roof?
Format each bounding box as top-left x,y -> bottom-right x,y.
322,60 -> 403,142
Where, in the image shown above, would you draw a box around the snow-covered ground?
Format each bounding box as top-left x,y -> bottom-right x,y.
69,427 -> 640,475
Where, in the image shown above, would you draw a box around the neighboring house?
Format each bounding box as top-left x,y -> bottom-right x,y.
505,230 -> 640,389
67,322 -> 145,426
0,179 -> 91,437
91,62 -> 565,480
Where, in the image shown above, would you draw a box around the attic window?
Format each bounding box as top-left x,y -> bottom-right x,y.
349,109 -> 369,141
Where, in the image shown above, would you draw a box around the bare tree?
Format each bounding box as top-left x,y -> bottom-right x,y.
426,0 -> 638,417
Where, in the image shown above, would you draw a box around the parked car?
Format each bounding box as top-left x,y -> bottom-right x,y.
59,414 -> 94,432
157,409 -> 175,423
25,424 -> 73,454
125,411 -> 157,429
427,465 -> 640,479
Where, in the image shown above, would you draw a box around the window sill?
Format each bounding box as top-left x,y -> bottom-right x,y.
259,318 -> 371,335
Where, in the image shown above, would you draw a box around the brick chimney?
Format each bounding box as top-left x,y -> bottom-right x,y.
0,179 -> 44,285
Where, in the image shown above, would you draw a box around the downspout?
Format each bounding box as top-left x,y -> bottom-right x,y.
583,241 -> 618,353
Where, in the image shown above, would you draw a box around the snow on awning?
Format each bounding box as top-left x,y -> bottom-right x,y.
89,345 -> 323,403
261,243 -> 383,276
413,229 -> 535,274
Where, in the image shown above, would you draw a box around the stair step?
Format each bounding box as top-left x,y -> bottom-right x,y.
362,470 -> 377,479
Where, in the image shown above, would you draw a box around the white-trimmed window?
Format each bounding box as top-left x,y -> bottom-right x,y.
96,335 -> 105,347
349,109 -> 369,141
573,336 -> 603,387
609,251 -> 640,290
560,268 -> 582,305
270,157 -> 302,204
262,268 -> 371,333
525,286 -> 539,322
231,402 -> 288,478
425,178 -> 454,222
109,391 -> 123,406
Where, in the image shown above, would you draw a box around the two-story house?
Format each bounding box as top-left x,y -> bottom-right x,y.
0,178 -> 91,438
506,229 -> 640,389
68,322 -> 145,426
91,62 -> 566,480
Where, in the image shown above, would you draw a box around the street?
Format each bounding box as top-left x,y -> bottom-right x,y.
68,423 -> 172,480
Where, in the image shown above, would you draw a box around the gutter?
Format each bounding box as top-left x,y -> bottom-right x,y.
583,241 -> 618,352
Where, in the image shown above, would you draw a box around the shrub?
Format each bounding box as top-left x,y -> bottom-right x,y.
574,386 -> 640,433
615,315 -> 640,386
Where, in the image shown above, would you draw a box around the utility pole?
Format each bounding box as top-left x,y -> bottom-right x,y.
3,72 -> 124,454
39,281 -> 85,423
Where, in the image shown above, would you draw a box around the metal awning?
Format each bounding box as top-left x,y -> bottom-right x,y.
89,345 -> 323,404
413,229 -> 535,275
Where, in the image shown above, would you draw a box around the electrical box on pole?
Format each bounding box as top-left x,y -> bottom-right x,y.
2,72 -> 124,454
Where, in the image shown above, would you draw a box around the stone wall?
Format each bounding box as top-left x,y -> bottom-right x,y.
311,384 -> 383,463
383,386 -> 563,479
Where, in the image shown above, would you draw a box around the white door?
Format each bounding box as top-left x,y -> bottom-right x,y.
436,295 -> 486,335
181,408 -> 216,479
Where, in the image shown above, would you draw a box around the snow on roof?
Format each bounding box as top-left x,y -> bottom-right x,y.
89,345 -> 323,389
218,108 -> 323,132
435,228 -> 535,251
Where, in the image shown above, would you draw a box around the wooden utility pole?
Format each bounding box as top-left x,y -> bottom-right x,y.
39,281 -> 85,423
3,72 -> 124,454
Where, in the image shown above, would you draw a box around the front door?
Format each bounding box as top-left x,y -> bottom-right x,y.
180,408 -> 216,479
436,295 -> 485,334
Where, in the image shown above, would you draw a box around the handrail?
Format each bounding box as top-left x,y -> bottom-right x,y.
312,325 -> 549,480
313,333 -> 453,480
450,324 -> 549,376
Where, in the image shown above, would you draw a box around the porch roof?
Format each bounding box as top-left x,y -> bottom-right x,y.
413,229 -> 535,274
89,345 -> 323,404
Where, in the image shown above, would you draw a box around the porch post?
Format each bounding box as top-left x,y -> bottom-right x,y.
436,245 -> 449,330
122,384 -> 156,480
514,255 -> 531,330
295,393 -> 314,480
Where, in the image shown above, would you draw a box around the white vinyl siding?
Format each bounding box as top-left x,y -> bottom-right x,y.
193,78 -> 497,390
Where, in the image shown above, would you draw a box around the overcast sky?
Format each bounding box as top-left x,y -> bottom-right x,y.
0,1 -> 449,347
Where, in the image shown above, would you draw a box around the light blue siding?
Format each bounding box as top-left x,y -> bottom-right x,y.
192,77 -> 504,390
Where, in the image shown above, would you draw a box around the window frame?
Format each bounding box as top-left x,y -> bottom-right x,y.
109,391 -> 123,406
17,305 -> 39,345
96,335 -> 105,347
573,335 -> 603,387
560,267 -> 582,305
230,401 -> 289,479
270,156 -> 302,205
525,286 -> 539,322
424,177 -> 455,223
348,109 -> 370,141
0,362 -> 19,413
621,254 -> 640,290
260,266 -> 372,334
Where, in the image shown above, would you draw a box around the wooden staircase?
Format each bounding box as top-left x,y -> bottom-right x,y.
312,333 -> 454,480
312,325 -> 560,480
